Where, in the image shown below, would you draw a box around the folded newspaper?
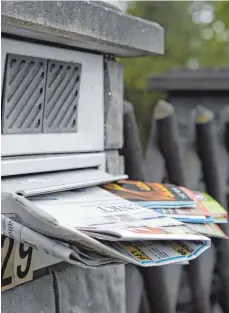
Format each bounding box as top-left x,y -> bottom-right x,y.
2,186 -> 211,267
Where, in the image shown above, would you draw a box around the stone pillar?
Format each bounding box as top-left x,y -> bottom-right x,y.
1,2 -> 164,313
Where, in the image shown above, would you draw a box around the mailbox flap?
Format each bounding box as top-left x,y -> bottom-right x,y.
1,38 -> 104,156
1,169 -> 127,197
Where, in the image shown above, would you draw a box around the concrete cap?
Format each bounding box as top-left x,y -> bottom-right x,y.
1,1 -> 164,57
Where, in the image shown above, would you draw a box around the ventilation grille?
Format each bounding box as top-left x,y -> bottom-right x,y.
2,54 -> 82,134
43,60 -> 80,133
2,54 -> 46,134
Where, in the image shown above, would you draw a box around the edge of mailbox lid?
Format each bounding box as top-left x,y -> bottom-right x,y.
1,1 -> 164,57
1,153 -> 106,177
1,168 -> 128,196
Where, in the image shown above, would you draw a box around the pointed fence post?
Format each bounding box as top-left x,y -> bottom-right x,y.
154,100 -> 185,313
123,100 -> 179,313
123,100 -> 148,313
154,100 -> 186,186
123,100 -> 147,181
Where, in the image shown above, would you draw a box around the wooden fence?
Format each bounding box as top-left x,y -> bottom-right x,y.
123,100 -> 229,313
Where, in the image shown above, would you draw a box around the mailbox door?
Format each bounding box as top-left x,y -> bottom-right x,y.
1,38 -> 104,156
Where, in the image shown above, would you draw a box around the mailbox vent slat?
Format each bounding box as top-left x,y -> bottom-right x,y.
2,55 -> 82,135
2,54 -> 47,134
43,60 -> 81,133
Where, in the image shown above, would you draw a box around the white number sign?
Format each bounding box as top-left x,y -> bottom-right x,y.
1,235 -> 34,291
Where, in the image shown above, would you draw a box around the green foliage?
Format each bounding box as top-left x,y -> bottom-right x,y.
215,1 -> 229,27
119,1 -> 229,150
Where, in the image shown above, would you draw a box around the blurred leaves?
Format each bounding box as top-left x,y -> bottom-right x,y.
118,1 -> 229,150
214,1 -> 229,27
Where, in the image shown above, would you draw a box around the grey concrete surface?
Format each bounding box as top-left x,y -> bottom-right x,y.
104,60 -> 123,150
126,265 -> 143,313
106,150 -> 124,176
54,264 -> 126,313
2,274 -> 56,313
1,1 -> 164,57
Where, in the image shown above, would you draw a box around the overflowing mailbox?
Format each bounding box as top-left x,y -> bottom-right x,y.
1,0 -> 164,292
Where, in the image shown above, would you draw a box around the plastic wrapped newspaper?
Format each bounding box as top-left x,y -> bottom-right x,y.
2,187 -> 211,267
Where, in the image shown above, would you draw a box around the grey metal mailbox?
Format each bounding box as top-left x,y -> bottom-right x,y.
1,1 -> 164,313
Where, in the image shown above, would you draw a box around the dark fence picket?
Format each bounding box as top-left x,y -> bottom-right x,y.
123,100 -> 175,313
123,101 -> 149,313
154,100 -> 187,186
154,100 -> 214,313
123,101 -> 147,181
154,100 -> 185,313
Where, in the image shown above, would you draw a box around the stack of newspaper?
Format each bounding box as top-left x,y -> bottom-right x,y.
1,178 -> 228,269
103,180 -> 228,240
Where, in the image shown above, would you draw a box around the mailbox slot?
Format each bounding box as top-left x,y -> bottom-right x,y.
1,152 -> 106,176
2,168 -> 127,197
